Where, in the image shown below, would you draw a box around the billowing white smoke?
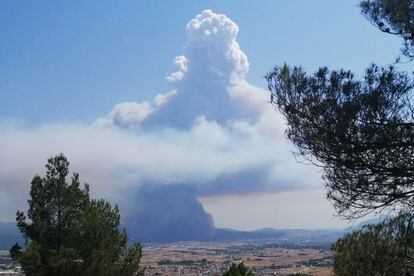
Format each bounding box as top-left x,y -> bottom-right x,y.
98,9 -> 262,128
95,90 -> 177,127
175,9 -> 249,82
0,11 -> 320,233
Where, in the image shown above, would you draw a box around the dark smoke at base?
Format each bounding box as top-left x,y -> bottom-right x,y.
121,185 -> 347,245
124,185 -> 215,242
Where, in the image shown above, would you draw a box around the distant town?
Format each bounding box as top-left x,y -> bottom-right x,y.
1,238 -> 333,276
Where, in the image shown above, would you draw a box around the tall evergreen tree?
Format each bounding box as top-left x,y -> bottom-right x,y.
15,154 -> 142,276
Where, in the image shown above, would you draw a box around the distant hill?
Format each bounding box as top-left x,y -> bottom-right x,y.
129,226 -> 345,247
0,217 -> 386,250
0,222 -> 23,250
212,227 -> 343,248
212,227 -> 285,241
343,215 -> 388,232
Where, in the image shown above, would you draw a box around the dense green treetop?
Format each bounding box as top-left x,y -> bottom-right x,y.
332,213 -> 414,275
361,0 -> 414,60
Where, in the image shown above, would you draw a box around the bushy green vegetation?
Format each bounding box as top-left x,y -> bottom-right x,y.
223,262 -> 254,276
332,213 -> 414,275
12,154 -> 142,276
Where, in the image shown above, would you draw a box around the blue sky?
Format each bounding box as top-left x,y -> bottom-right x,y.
0,1 -> 409,230
0,0 -> 404,125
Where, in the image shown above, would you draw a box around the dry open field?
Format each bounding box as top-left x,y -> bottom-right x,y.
140,241 -> 333,275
